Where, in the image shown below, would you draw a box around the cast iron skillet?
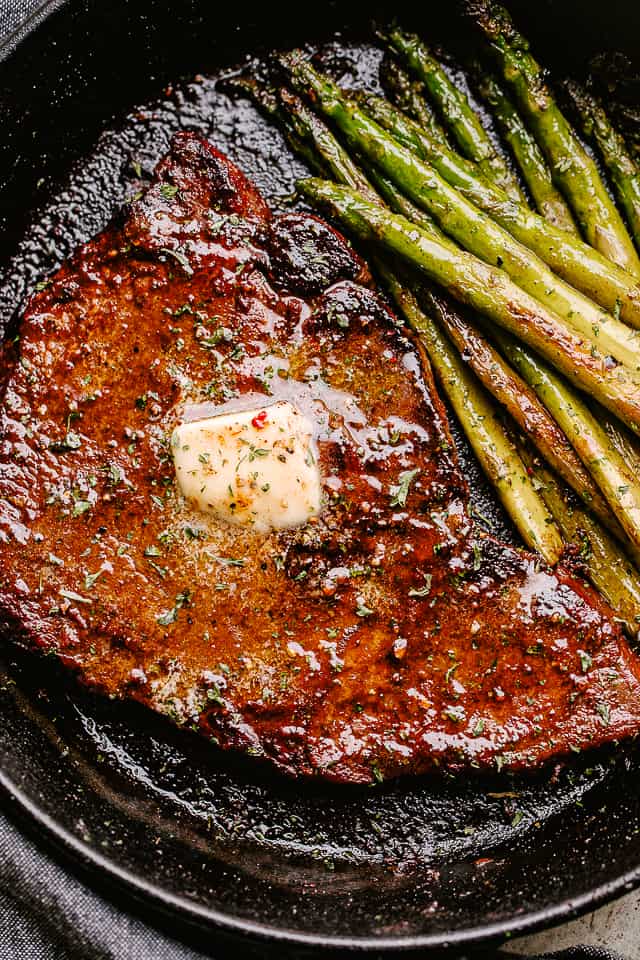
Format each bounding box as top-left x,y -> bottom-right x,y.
3,0 -> 640,953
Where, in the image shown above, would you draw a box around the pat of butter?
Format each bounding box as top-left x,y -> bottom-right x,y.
171,401 -> 321,532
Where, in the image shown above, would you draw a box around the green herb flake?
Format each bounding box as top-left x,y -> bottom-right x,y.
160,184 -> 179,201
156,589 -> 191,627
84,570 -> 103,590
50,432 -> 82,453
206,685 -> 226,707
355,603 -> 374,618
160,246 -> 193,276
389,468 -> 420,508
59,588 -> 91,605
578,650 -> 593,673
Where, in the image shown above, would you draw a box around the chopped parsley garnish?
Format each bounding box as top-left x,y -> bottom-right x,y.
50,432 -> 82,453
160,246 -> 193,276
248,445 -> 269,462
578,650 -> 593,673
160,184 -> 179,201
84,570 -> 103,590
389,469 -> 420,508
355,602 -> 374,618
59,588 -> 91,605
157,590 -> 191,626
206,685 -> 226,707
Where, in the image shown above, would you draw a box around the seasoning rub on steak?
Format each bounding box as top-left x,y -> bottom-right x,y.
2,131 -> 640,784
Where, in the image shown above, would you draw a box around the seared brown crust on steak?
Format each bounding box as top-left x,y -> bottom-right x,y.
2,132 -> 640,784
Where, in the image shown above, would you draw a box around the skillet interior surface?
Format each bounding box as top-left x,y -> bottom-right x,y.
3,0 -> 640,950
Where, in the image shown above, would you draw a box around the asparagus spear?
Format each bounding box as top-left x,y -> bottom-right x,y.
383,275 -> 562,562
519,448 -> 640,632
281,58 -> 640,334
464,0 -> 640,277
284,64 -> 640,368
428,298 -> 614,524
595,402 -> 640,479
564,81 -> 640,251
365,166 -> 629,535
380,57 -> 450,150
475,74 -> 578,236
276,88 -> 381,200
492,329 -> 640,552
224,76 -> 327,177
297,178 -> 640,433
353,87 -> 640,333
383,27 -> 525,203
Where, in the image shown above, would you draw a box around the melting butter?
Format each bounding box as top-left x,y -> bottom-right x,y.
171,400 -> 321,532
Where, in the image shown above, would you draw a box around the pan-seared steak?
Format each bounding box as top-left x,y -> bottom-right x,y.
2,132 -> 640,784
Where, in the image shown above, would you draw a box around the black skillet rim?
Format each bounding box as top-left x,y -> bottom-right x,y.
3,763 -> 640,951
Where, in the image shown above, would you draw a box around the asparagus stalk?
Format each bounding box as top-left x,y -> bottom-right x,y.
492,329 -> 640,553
365,166 -> 628,535
355,91 -> 628,355
612,103 -> 640,168
277,89 -> 380,201
286,65 -> 640,370
354,88 -> 640,333
519,448 -> 640,632
383,27 -> 525,203
465,0 -> 640,277
297,178 -> 640,433
428,297 -> 615,525
564,81 -> 640,251
281,58 -> 640,336
224,77 -> 327,176
475,73 -> 578,236
595,402 -> 640,478
380,57 -> 450,150
383,275 -> 562,562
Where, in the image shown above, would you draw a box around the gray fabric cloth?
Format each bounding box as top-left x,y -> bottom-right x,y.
0,810 -> 215,959
0,0 -> 66,58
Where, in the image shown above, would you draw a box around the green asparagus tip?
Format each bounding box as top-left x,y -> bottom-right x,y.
562,79 -> 596,134
463,0 -> 527,50
224,74 -> 280,116
277,49 -> 309,74
373,18 -> 402,44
